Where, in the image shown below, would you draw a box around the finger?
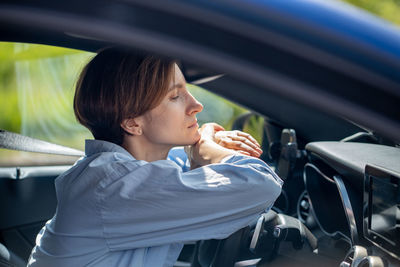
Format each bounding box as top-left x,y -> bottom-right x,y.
234,131 -> 259,146
229,135 -> 262,153
212,123 -> 225,132
219,139 -> 261,157
238,150 -> 261,158
216,132 -> 263,155
230,132 -> 262,155
234,131 -> 261,147
238,150 -> 251,156
233,146 -> 260,158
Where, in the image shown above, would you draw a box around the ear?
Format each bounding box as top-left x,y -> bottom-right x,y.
120,118 -> 143,136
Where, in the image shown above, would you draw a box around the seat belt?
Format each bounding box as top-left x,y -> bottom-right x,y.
0,129 -> 84,157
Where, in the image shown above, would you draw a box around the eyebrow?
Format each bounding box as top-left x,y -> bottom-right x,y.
169,83 -> 184,91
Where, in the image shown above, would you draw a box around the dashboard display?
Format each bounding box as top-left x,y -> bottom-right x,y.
365,165 -> 400,259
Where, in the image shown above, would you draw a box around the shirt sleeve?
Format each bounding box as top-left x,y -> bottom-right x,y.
97,153 -> 283,250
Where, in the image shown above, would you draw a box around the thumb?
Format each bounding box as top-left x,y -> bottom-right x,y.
212,123 -> 225,132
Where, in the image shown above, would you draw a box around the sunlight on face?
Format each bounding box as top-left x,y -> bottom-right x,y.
140,64 -> 203,148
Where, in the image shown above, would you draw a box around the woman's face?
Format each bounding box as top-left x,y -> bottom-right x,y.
140,64 -> 203,148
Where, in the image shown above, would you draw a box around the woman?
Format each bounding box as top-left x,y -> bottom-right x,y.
28,48 -> 282,266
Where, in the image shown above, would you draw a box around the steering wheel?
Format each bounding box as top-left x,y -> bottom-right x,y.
191,210 -> 317,267
191,227 -> 249,267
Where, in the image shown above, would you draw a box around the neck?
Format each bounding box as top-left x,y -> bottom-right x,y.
122,135 -> 171,162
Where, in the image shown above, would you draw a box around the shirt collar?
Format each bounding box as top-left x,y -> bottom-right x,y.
85,139 -> 133,158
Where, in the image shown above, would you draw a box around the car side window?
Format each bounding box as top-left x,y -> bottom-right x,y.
0,42 -> 93,166
0,42 -> 262,167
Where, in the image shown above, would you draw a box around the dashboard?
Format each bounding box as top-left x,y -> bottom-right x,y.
305,141 -> 400,265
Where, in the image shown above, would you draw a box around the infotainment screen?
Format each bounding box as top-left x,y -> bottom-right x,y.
364,165 -> 400,260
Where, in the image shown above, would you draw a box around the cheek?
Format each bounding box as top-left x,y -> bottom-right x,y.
146,107 -> 181,134
159,104 -> 185,126
149,115 -> 170,132
145,100 -> 196,141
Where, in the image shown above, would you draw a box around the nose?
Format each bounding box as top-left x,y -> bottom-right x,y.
187,92 -> 203,115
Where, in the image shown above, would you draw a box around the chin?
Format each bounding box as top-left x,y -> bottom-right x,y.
192,132 -> 201,143
181,133 -> 201,146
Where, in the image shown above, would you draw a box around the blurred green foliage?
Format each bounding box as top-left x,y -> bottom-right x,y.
0,43 -> 95,165
342,0 -> 400,25
0,43 -> 91,136
0,43 -> 93,146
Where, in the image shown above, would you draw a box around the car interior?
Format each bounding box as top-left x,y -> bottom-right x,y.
0,1 -> 399,267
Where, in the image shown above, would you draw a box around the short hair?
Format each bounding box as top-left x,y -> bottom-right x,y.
74,48 -> 175,145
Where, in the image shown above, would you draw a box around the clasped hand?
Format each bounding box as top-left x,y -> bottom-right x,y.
185,123 -> 262,169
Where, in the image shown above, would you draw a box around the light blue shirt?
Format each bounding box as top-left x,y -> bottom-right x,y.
28,140 -> 282,267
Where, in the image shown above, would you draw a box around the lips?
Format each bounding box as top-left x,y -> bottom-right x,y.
188,120 -> 198,128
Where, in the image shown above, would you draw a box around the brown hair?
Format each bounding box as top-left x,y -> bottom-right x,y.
74,48 -> 175,145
